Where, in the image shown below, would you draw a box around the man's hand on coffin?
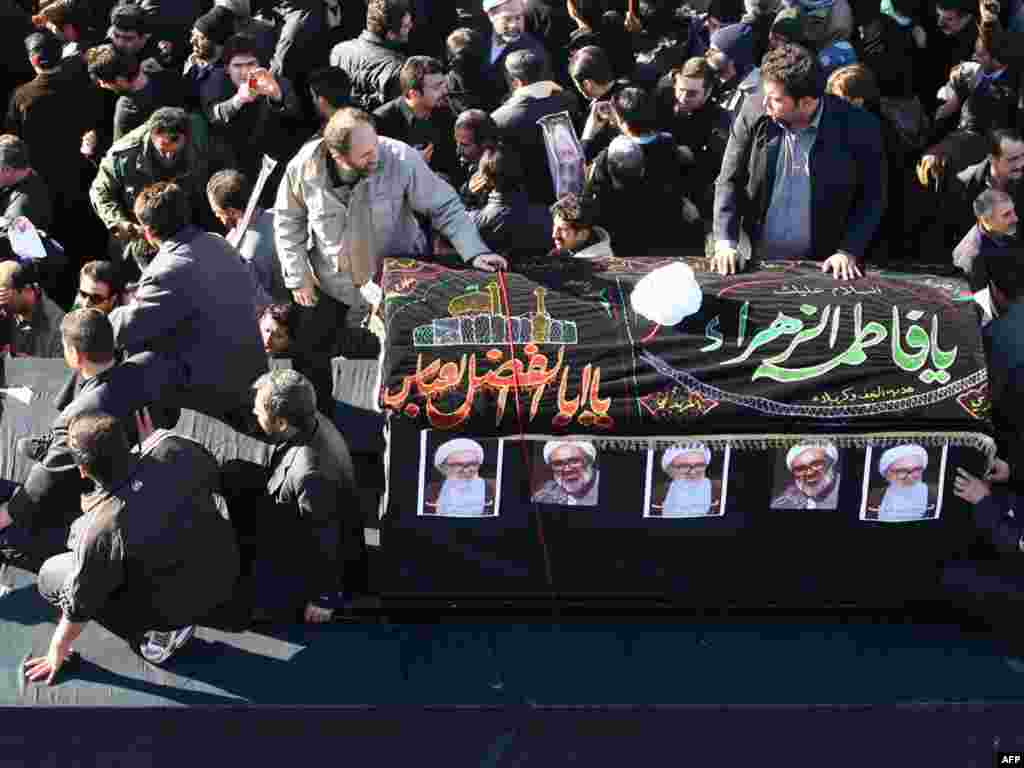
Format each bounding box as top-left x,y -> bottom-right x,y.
473,253 -> 508,271
954,467 -> 991,504
987,458 -> 1012,483
292,274 -> 318,307
711,243 -> 740,275
821,252 -> 862,281
916,154 -> 945,189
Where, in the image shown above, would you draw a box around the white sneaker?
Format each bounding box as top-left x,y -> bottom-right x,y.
139,625 -> 195,665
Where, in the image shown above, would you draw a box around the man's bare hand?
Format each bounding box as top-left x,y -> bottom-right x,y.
711,244 -> 740,276
249,68 -> 282,101
821,252 -> 862,281
987,458 -> 1012,483
473,253 -> 508,271
624,9 -> 642,31
0,502 -> 11,531
468,171 -> 491,195
304,602 -> 333,623
135,407 -> 155,444
954,467 -> 991,504
80,130 -> 97,158
291,275 -> 318,307
916,154 -> 944,188
419,143 -> 435,164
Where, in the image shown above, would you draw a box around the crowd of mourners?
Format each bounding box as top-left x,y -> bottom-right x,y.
3,0 -> 1024,680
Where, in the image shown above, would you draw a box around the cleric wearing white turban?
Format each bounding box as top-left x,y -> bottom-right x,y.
424,438 -> 495,517
771,442 -> 842,510
659,444 -> 715,517
532,441 -> 600,505
871,444 -> 934,522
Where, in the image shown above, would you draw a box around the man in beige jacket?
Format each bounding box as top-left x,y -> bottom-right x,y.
274,107 -> 506,356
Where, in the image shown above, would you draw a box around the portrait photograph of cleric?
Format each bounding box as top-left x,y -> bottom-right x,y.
861,442 -> 948,523
770,442 -> 844,510
644,443 -> 730,519
528,440 -> 601,507
417,431 -> 503,518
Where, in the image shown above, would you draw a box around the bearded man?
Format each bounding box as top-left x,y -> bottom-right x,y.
651,443 -> 723,517
772,443 -> 842,509
532,441 -> 599,506
424,438 -> 496,516
866,444 -> 939,521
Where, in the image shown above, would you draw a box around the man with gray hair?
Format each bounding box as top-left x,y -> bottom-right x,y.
532,440 -> 600,505
954,187 -> 1019,291
220,369 -> 357,623
772,442 -> 842,509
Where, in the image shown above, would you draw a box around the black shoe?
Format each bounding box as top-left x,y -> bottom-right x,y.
16,433 -> 53,462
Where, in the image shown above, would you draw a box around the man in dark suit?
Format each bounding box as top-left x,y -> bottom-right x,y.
423,437 -> 497,516
373,55 -> 457,179
24,410 -> 240,682
712,43 -> 886,279
491,48 -> 579,205
220,369 -> 357,623
109,180 -> 267,429
0,309 -> 185,570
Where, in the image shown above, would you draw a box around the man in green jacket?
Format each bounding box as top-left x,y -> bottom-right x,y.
88,106 -> 229,274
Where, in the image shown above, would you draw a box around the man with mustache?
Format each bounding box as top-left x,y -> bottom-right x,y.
954,188 -> 1019,292
532,440 -> 599,506
651,443 -> 723,518
90,107 -> 228,275
866,443 -> 939,521
424,438 -> 496,516
183,6 -> 235,95
772,442 -> 842,509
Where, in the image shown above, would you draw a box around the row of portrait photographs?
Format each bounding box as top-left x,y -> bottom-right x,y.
415,431 -> 949,522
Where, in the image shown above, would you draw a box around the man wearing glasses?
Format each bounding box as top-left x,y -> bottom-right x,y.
424,437 -> 495,516
866,443 -> 938,521
651,443 -> 722,518
532,440 -> 599,506
772,442 -> 842,510
75,261 -> 124,314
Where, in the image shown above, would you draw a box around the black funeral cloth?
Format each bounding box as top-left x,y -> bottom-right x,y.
379,259 -> 992,438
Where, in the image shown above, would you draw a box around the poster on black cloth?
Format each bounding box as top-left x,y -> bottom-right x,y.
374,258 -> 995,598
379,258 -> 992,439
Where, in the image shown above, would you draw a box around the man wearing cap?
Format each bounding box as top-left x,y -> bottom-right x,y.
532,440 -> 600,505
866,443 -> 938,521
183,6 -> 235,95
706,22 -> 760,119
90,106 -> 228,274
481,0 -> 549,109
651,444 -> 723,517
772,442 -> 842,509
424,438 -> 496,516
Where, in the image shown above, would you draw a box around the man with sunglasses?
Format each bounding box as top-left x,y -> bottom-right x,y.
772,442 -> 842,510
866,443 -> 938,521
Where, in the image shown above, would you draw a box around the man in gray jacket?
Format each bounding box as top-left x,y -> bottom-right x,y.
273,106 -> 505,355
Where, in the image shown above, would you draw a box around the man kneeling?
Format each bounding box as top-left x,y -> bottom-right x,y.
221,369 -> 356,624
25,411 -> 240,683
